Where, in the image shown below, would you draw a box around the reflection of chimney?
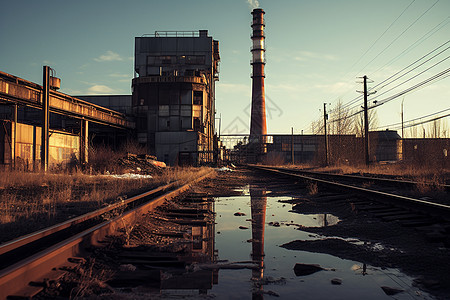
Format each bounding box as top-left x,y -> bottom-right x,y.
250,187 -> 267,283
250,8 -> 267,145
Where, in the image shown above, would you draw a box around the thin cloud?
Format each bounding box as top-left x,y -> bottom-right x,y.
94,50 -> 123,62
86,85 -> 116,94
294,51 -> 337,62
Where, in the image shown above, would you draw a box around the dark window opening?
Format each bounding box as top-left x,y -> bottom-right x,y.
193,91 -> 203,105
193,118 -> 201,132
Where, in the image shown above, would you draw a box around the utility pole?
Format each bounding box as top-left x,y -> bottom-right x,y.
401,98 -> 404,139
323,103 -> 329,166
357,75 -> 375,166
363,76 -> 369,166
291,127 -> 294,165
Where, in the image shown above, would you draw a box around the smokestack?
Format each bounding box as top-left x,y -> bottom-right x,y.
250,8 -> 267,147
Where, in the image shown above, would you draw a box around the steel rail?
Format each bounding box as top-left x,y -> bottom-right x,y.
0,170 -> 213,300
0,181 -> 177,256
274,166 -> 450,191
248,165 -> 450,213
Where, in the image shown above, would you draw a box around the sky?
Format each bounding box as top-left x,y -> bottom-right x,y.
1,0 -> 449,137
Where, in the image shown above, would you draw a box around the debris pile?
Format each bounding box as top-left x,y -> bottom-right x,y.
118,153 -> 166,175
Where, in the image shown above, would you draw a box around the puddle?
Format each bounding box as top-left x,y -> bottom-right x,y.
202,185 -> 433,299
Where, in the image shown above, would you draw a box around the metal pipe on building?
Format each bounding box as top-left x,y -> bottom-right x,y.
250,8 -> 267,147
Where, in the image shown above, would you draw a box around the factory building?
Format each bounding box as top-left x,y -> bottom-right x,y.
132,30 -> 220,165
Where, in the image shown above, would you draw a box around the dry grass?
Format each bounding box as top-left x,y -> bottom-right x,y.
264,161 -> 448,198
307,182 -> 318,195
0,167 -> 212,243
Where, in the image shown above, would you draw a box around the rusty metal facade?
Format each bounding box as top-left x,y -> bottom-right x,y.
0,71 -> 133,129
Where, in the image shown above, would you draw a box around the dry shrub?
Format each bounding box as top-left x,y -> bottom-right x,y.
414,174 -> 444,195
120,139 -> 147,156
88,145 -> 124,174
307,182 -> 318,195
262,152 -> 286,166
69,259 -> 114,298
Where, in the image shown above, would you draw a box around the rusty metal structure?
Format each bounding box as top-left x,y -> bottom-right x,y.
249,8 -> 267,155
0,71 -> 132,128
0,69 -> 134,170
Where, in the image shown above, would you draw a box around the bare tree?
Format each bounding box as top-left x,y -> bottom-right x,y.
311,118 -> 323,135
426,118 -> 448,138
354,107 -> 379,137
328,99 -> 353,135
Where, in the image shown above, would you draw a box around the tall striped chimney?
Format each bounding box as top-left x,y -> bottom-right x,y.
250,8 -> 267,146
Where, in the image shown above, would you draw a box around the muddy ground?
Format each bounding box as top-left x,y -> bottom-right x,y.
40,168 -> 450,299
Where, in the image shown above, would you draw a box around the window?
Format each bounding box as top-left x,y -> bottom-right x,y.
161,56 -> 172,64
193,91 -> 203,105
186,55 -> 205,65
193,118 -> 202,132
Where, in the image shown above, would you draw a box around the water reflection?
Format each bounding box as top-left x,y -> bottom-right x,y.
160,196 -> 218,295
250,186 -> 267,299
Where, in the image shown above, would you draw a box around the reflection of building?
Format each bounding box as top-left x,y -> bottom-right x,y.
161,196 -> 218,295
133,30 -> 220,165
250,187 -> 267,299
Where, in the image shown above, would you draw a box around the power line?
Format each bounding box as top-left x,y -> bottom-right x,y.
372,67 -> 450,108
329,0 -> 416,102
403,113 -> 449,130
371,53 -> 450,101
338,41 -> 449,113
328,68 -> 450,125
355,0 -> 440,76
339,28 -> 450,112
369,16 -> 450,79
371,41 -> 450,93
374,107 -> 450,129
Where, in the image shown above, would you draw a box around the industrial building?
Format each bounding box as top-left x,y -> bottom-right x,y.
79,30 -> 221,166
132,30 -> 220,165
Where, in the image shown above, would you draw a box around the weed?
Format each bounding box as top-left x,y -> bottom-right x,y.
307,182 -> 318,195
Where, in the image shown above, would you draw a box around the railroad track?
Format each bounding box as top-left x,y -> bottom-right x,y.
247,165 -> 450,244
0,170 -> 213,300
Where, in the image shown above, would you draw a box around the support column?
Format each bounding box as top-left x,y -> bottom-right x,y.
12,104 -> 17,170
41,66 -> 50,172
80,119 -> 88,165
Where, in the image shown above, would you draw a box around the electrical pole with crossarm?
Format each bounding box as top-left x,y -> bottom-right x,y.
357,75 -> 376,166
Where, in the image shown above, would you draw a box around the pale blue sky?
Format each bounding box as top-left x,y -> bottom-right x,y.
1,0 -> 449,135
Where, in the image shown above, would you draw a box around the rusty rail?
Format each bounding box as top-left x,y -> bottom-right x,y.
0,170 -> 213,299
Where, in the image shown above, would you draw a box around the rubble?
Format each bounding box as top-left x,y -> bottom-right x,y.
118,153 -> 166,175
